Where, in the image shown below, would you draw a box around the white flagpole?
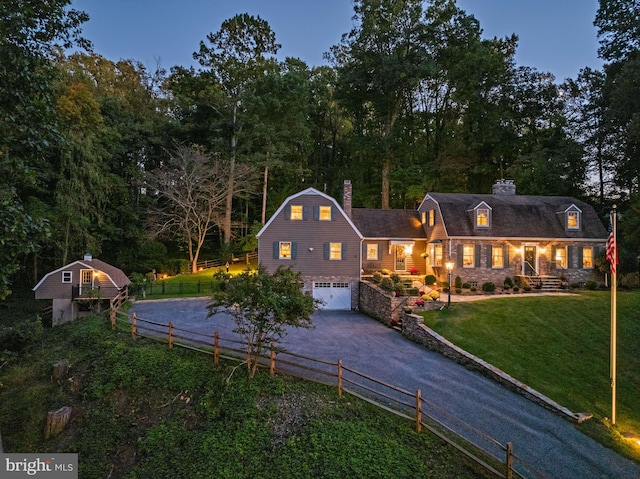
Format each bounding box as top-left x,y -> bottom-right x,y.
610,205 -> 617,425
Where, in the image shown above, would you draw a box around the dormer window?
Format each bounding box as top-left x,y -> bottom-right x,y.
428,209 -> 435,226
421,212 -> 426,224
474,202 -> 491,228
565,206 -> 581,230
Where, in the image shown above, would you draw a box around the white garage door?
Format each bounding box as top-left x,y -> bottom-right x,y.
313,282 -> 351,310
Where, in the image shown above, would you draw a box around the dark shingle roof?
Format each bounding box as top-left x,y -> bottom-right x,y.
351,208 -> 425,238
428,193 -> 607,239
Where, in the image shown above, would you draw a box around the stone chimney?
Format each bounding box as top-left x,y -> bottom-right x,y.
492,179 -> 516,196
343,180 -> 352,217
83,252 -> 93,261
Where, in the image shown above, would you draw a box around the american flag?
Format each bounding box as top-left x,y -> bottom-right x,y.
606,220 -> 618,274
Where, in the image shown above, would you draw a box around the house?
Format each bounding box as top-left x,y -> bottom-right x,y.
257,180 -> 608,310
33,253 -> 130,325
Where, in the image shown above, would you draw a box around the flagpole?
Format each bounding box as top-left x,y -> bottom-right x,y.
610,205 -> 617,425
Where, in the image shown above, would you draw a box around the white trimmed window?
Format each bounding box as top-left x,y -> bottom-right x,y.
290,205 -> 303,220
492,246 -> 504,268
429,244 -> 443,267
463,244 -> 475,267
62,271 -> 72,283
329,242 -> 342,260
476,208 -> 489,227
279,242 -> 292,259
567,211 -> 579,230
319,206 -> 332,221
582,247 -> 593,269
366,243 -> 379,260
555,247 -> 566,268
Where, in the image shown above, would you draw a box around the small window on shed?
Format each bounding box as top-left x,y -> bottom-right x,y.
62,271 -> 72,283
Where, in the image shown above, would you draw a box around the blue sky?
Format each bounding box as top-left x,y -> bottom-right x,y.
72,0 -> 602,81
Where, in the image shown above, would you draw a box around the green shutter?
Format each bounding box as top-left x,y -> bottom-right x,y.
457,244 -> 463,268
291,242 -> 297,259
486,245 -> 493,268
303,206 -> 310,220
578,247 -> 584,269
284,206 -> 291,220
273,242 -> 279,259
475,245 -> 481,268
323,242 -> 329,260
313,206 -> 319,220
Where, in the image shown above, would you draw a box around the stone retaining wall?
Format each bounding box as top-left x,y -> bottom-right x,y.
401,311 -> 591,424
359,281 -> 437,325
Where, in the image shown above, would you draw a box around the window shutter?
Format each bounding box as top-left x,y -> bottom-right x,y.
313,206 -> 319,221
273,242 -> 279,259
377,243 -> 382,260
291,242 -> 297,260
475,245 -> 481,268
578,247 -> 584,269
457,244 -> 463,268
284,206 -> 291,220
342,242 -> 347,260
568,246 -> 574,268
331,207 -> 335,221
486,245 -> 493,268
550,246 -> 556,271
324,242 -> 330,260
303,206 -> 310,220
503,245 -> 510,268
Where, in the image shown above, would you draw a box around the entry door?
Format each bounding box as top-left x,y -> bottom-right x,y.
395,245 -> 406,271
80,270 -> 93,295
524,246 -> 536,275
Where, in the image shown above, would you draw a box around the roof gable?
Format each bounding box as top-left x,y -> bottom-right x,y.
33,258 -> 130,291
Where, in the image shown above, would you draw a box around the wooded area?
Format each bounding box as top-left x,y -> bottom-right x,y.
2,0 -> 640,299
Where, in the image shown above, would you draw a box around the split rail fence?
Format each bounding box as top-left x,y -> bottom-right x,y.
109,308 -> 546,479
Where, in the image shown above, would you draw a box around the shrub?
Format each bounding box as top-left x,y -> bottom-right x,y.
482,282 -> 495,292
424,274 -> 437,285
462,282 -> 471,289
380,277 -> 395,292
523,285 -> 532,292
470,287 -> 477,292
585,280 -> 598,290
372,272 -> 382,283
390,273 -> 401,284
406,287 -> 420,296
455,288 -> 462,294
454,276 -> 463,289
503,276 -> 514,288
513,286 -> 520,292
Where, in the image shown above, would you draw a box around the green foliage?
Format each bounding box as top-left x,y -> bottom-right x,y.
462,282 -> 471,289
380,277 -> 395,292
503,276 -> 514,288
585,280 -> 598,290
481,282 -> 495,292
454,276 -> 463,289
390,273 -> 401,283
424,274 -> 437,285
208,266 -> 318,377
372,271 -> 383,283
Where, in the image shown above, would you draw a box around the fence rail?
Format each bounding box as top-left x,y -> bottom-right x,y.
195,251 -> 258,271
109,308 -> 544,479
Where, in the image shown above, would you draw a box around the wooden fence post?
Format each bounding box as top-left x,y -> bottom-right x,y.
131,313 -> 137,340
416,389 -> 422,433
270,343 -> 276,376
110,306 -> 116,330
168,321 -> 173,349
214,331 -> 219,365
506,442 -> 513,479
337,360 -> 343,397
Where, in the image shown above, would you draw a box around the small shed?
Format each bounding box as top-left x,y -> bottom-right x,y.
33,253 -> 130,325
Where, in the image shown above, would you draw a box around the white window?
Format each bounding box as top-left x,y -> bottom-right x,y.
82,270 -> 93,285
279,242 -> 292,259
290,205 -> 303,220
366,244 -> 379,260
567,211 -> 579,230
329,242 -> 342,260
582,247 -> 593,269
319,206 -> 332,221
555,247 -> 566,268
62,271 -> 72,283
429,244 -> 443,267
476,208 -> 489,227
492,246 -> 504,268
463,244 -> 475,267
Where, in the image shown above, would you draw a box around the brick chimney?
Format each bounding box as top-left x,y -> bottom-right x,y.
492,179 -> 516,196
343,180 -> 352,217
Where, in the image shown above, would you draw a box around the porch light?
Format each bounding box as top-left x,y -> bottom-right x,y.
540,247 -> 547,254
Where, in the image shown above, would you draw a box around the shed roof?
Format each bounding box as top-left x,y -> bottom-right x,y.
33,257 -> 130,291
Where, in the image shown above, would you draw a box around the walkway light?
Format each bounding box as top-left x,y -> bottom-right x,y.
445,261 -> 454,308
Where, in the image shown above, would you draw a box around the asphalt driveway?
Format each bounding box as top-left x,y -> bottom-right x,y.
129,298 -> 640,479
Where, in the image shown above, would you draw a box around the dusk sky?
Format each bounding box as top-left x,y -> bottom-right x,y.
72,0 -> 603,82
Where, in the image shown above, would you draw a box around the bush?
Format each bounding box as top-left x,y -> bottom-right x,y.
406,287 -> 420,296
523,285 -> 532,292
513,286 -> 520,292
161,259 -> 190,276
482,282 -> 495,292
470,287 -> 477,292
503,276 -> 514,288
462,282 -> 471,289
424,274 -> 437,285
390,273 -> 401,284
380,277 -> 395,292
454,276 -> 463,289
372,272 -> 382,283
585,280 -> 598,290
455,288 -> 462,294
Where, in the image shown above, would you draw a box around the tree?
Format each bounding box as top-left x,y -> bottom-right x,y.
207,266 -> 319,378
145,146 -> 255,273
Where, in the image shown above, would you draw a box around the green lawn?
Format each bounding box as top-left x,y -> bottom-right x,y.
420,290 -> 640,462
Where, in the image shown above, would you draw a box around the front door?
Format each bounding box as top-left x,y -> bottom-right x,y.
524,246 -> 536,275
395,245 -> 406,271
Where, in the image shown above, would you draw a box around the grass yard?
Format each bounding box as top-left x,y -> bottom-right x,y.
0,314 -> 488,479
420,290 -> 640,462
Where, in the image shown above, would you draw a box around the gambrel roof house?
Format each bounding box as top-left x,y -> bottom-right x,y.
33,253 -> 130,325
257,180 -> 608,310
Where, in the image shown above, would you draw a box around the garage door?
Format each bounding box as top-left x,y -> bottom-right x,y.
313,282 -> 351,310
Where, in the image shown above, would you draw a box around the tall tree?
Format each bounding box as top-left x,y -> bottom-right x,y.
193,13 -> 281,244
145,146 -> 255,273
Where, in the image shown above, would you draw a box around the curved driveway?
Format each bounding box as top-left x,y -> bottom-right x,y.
129,298 -> 640,479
